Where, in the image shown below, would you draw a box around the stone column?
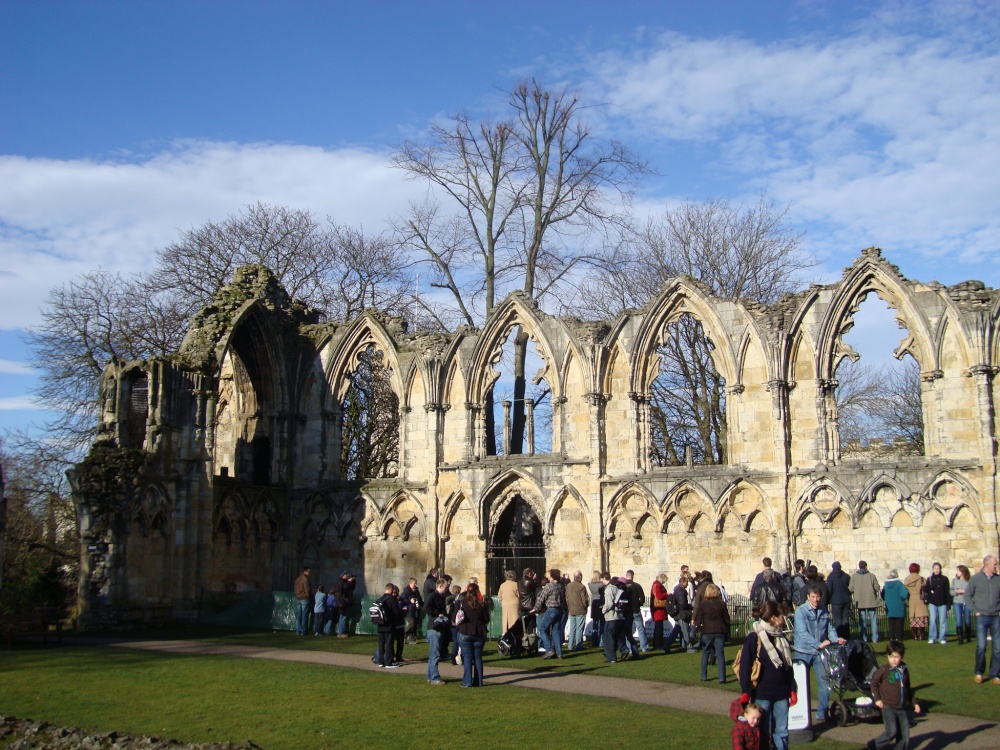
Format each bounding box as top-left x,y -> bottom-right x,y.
502,400 -> 511,455
526,400 -> 535,455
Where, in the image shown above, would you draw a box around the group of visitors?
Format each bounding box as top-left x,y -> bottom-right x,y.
292,567 -> 356,637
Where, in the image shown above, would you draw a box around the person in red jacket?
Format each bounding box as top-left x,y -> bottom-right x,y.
730,698 -> 763,750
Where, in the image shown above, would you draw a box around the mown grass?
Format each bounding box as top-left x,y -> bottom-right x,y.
165,627 -> 1000,721
0,644 -> 864,750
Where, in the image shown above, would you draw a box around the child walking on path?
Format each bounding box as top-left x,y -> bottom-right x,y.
869,640 -> 921,750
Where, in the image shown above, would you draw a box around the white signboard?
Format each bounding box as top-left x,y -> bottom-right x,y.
789,660 -> 811,731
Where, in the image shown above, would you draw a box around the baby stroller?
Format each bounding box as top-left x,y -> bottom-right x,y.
818,640 -> 880,726
497,615 -> 527,657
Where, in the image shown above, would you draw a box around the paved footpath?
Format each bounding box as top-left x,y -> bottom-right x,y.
104,639 -> 999,749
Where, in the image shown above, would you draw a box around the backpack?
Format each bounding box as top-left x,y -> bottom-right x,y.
614,587 -> 631,617
368,598 -> 388,626
732,636 -> 763,687
665,592 -> 679,617
791,575 -> 807,606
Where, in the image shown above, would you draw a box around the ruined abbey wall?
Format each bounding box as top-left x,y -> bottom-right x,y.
72,249 -> 1000,626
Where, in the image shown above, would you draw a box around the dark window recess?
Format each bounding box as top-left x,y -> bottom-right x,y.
486,495 -> 545,595
124,374 -> 149,448
251,436 -> 271,485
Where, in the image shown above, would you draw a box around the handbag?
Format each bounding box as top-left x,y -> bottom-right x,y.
653,596 -> 668,608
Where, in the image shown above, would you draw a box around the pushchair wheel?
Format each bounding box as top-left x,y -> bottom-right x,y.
830,698 -> 849,727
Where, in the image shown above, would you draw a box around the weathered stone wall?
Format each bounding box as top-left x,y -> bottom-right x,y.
72,252 -> 1000,626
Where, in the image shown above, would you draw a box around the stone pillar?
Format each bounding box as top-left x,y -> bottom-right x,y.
628,391 -> 649,473
818,379 -> 839,464
502,400 -> 511,455
526,400 -> 535,455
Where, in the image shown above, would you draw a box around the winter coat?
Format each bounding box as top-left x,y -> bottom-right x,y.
650,580 -> 671,622
903,574 -> 929,619
922,573 -> 952,607
849,569 -> 881,609
739,629 -> 797,703
870,661 -> 915,710
674,584 -> 693,622
826,569 -> 852,606
565,580 -> 589,616
456,597 -> 490,638
497,579 -> 521,632
882,579 -> 909,619
693,597 -> 729,636
966,570 -> 1000,616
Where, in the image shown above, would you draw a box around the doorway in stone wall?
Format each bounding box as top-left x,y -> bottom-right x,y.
486,495 -> 545,595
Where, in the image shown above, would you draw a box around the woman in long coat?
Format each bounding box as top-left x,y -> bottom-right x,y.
903,562 -> 929,641
497,570 -> 520,633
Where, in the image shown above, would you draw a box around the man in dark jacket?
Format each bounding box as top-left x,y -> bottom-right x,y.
374,584 -> 401,668
293,566 -> 312,636
336,570 -> 357,637
518,568 -> 539,642
826,561 -> 852,638
625,570 -> 649,653
400,577 -> 424,644
424,577 -> 450,684
966,554 -> 1000,683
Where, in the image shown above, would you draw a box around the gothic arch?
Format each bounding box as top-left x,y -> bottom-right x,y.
545,484 -> 591,537
816,250 -> 936,380
215,300 -> 290,412
380,491 -> 427,541
130,483 -> 171,538
605,482 -> 658,540
717,479 -> 774,532
859,475 -> 916,527
325,312 -> 405,403
467,293 -> 561,405
661,480 -> 716,532
924,471 -> 982,527
481,469 -> 546,540
630,278 -> 743,394
793,479 -> 856,530
441,491 -> 478,541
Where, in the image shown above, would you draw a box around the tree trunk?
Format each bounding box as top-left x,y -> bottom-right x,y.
509,327 -> 529,454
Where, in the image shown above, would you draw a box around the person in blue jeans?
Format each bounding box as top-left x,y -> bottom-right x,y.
794,584 -> 846,721
739,601 -> 798,750
456,583 -> 490,686
532,568 -> 567,660
424,577 -> 451,684
966,554 -> 1000,684
292,566 -> 312,636
693,583 -> 729,682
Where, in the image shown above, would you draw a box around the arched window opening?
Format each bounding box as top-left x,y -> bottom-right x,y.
649,314 -> 727,466
341,346 -> 400,479
835,295 -> 924,457
487,329 -> 553,456
123,371 -> 149,449
485,495 -> 544,594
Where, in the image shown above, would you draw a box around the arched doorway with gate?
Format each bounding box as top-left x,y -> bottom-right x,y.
486,494 -> 545,595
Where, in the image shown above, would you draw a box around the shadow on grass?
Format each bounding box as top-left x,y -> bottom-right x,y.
910,722 -> 999,750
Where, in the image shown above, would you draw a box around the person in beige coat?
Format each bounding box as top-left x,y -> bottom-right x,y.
497,569 -> 521,633
903,562 -> 929,640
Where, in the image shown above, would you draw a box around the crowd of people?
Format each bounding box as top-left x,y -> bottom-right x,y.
291,553 -> 1000,749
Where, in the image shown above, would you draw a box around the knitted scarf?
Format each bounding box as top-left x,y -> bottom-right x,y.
754,619 -> 792,669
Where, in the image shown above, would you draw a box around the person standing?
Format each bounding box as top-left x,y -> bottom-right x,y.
650,573 -> 675,652
881,570 -> 910,642
850,561 -> 881,643
497,569 -> 521,636
675,574 -> 697,652
793,583 -> 846,723
374,583 -> 401,669
965,554 -> 1000,684
739,601 -> 797,750
588,570 -> 605,647
336,570 -> 357,638
293,566 -> 312,636
457,582 -> 490,687
601,572 -> 627,663
922,562 -> 952,644
952,564 -> 973,645
826,561 -> 852,638
902,564 -> 928,641
694,583 -> 730,683
312,584 -> 326,636
625,569 -> 649,653
424,577 -> 451,684
533,568 -> 567,660
565,570 -> 590,651
399,577 -> 424,644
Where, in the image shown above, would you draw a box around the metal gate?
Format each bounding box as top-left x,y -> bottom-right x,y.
485,494 -> 545,595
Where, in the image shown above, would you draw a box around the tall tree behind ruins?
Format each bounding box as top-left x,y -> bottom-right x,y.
392,79 -> 648,453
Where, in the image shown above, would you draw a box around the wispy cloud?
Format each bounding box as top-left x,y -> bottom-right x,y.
581,6 -> 1000,280
0,140 -> 424,329
0,359 -> 35,375
0,395 -> 44,411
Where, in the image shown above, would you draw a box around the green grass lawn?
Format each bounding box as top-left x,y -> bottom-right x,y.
0,642 -> 866,750
178,628 -> 1000,722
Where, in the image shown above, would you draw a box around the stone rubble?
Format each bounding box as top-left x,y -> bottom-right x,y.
0,716 -> 263,750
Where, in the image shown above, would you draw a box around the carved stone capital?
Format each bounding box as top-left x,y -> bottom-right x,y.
921,369 -> 945,382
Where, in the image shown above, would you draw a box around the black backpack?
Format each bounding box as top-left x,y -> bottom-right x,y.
614,585 -> 631,617
791,575 -> 808,606
665,592 -> 679,617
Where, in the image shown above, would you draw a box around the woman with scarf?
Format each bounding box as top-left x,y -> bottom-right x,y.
739,601 -> 797,750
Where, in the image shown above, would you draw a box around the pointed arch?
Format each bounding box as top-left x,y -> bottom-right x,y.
605,482 -> 658,540
467,293 -> 561,405
325,312 -> 405,402
661,480 -> 716,532
793,479 -> 856,530
545,484 -> 591,537
924,471 -> 981,527
860,475 -> 915,527
717,478 -> 774,532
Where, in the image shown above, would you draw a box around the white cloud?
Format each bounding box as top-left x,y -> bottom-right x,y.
0,359 -> 35,375
0,141 -> 424,330
0,395 -> 44,411
581,9 -> 1000,283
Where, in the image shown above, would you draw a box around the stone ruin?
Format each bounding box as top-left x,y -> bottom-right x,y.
70,248 -> 1000,626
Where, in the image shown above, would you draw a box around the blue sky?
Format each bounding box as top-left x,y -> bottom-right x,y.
1,0 -> 998,434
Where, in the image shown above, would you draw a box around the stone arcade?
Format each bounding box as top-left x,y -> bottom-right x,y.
71,249 -> 1000,626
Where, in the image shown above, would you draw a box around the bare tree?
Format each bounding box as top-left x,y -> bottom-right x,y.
573,195 -> 811,465
340,347 -> 399,480
393,79 -> 648,453
27,203 -> 410,447
836,356 -> 923,455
